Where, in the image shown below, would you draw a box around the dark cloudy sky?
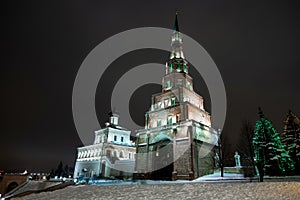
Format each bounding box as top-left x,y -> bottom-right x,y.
1,0 -> 300,172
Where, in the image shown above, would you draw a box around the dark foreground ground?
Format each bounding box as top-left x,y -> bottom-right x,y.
14,181 -> 300,200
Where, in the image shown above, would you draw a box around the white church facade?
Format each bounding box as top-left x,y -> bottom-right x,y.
73,113 -> 136,180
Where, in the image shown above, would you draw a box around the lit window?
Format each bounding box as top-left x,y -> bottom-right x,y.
114,135 -> 117,141
168,116 -> 173,124
165,99 -> 170,107
158,101 -> 163,109
176,114 -> 181,122
187,82 -> 191,89
166,81 -> 171,88
171,97 -> 176,105
157,120 -> 162,127
175,33 -> 179,39
177,63 -> 181,71
183,64 -> 187,72
169,63 -> 173,72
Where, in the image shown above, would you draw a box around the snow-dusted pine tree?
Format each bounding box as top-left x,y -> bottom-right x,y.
282,110 -> 300,174
253,108 -> 294,176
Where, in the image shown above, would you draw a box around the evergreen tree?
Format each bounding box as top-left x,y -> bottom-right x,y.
55,161 -> 63,177
282,110 -> 300,173
63,164 -> 70,177
49,168 -> 55,178
253,108 -> 294,178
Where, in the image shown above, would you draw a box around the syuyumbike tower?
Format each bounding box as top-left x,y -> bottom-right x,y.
134,13 -> 218,180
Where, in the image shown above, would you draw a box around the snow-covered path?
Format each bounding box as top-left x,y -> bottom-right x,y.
14,182 -> 300,200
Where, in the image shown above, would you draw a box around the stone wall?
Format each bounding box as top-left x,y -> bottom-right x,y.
0,175 -> 28,195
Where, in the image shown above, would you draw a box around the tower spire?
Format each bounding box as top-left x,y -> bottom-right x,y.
173,11 -> 179,32
163,12 -> 192,91
169,11 -> 185,61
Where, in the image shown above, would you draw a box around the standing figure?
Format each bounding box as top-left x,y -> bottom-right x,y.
234,151 -> 241,167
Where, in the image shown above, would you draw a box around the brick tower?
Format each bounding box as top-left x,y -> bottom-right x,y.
134,13 -> 218,180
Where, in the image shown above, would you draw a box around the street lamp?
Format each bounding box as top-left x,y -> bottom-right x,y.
217,129 -> 224,177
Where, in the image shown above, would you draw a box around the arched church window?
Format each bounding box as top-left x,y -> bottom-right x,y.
106,150 -> 111,157
120,151 -> 124,158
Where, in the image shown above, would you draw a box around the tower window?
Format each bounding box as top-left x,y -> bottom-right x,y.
171,97 -> 176,105
157,120 -> 162,127
183,64 -> 187,72
158,101 -> 164,109
177,63 -> 181,71
121,136 -> 124,142
175,33 -> 179,39
169,63 -> 173,72
166,81 -> 171,88
165,99 -> 171,107
168,116 -> 173,125
114,135 -> 117,141
176,114 -> 181,122
187,82 -> 191,90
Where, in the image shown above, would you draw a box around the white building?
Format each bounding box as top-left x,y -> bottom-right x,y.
74,113 -> 136,180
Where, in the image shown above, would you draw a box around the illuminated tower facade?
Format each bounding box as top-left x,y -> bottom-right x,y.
134,13 -> 218,180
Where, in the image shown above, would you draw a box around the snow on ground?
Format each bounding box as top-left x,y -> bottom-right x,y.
4,181 -> 61,199
14,181 -> 300,200
197,172 -> 244,178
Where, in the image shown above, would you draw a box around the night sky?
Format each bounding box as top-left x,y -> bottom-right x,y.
1,0 -> 300,172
